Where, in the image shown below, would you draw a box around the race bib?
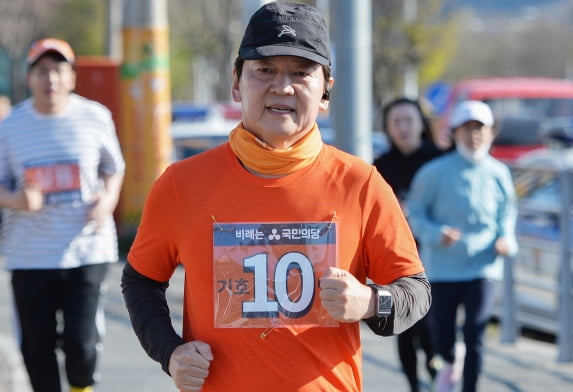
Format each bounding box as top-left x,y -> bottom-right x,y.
213,222 -> 338,329
24,160 -> 81,204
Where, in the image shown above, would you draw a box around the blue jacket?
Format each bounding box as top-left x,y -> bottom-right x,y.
407,151 -> 518,282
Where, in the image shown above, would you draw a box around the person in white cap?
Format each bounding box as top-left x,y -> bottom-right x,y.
0,38 -> 125,392
407,100 -> 518,392
121,2 -> 430,391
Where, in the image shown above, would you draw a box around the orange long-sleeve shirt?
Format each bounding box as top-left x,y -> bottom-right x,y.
128,142 -> 423,391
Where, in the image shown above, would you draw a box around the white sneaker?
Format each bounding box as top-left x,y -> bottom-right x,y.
435,342 -> 465,392
452,341 -> 465,382
435,363 -> 455,392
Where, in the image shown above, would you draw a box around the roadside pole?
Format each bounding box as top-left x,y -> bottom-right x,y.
119,0 -> 172,235
331,0 -> 373,163
501,254 -> 518,344
558,169 -> 573,362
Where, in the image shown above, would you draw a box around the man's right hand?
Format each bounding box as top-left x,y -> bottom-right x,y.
168,341 -> 214,392
1,185 -> 42,211
440,226 -> 462,247
20,185 -> 44,211
2,185 -> 44,211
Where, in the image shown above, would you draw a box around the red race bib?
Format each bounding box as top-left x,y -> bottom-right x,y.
24,160 -> 82,204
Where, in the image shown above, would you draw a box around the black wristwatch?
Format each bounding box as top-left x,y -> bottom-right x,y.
368,284 -> 392,318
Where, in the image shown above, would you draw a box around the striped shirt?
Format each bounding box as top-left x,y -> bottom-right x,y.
0,94 -> 125,270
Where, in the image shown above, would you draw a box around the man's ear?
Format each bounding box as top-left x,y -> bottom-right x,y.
70,69 -> 77,91
231,69 -> 241,103
319,77 -> 334,111
322,77 -> 334,100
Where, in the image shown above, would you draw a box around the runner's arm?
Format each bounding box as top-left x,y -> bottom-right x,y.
121,261 -> 186,375
0,183 -> 43,211
363,272 -> 430,336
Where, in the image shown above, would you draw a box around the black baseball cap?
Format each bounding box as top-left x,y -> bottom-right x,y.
238,1 -> 331,66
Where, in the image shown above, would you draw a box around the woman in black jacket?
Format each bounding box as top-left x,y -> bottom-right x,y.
374,97 -> 443,392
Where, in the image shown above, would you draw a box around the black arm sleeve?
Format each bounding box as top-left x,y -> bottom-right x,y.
363,272 -> 431,337
120,261 -> 186,375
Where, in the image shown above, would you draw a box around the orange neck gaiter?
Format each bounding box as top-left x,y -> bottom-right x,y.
229,123 -> 323,176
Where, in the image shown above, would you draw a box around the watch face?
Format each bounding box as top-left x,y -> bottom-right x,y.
378,291 -> 392,316
379,295 -> 392,311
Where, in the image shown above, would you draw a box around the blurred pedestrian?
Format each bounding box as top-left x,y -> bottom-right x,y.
374,97 -> 442,203
373,97 -> 443,392
0,38 -> 125,392
121,2 -> 431,391
408,100 -> 518,392
0,95 -> 9,234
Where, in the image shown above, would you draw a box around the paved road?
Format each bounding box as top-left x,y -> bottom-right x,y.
1,262 -> 573,391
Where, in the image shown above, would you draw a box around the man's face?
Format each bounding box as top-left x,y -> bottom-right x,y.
232,56 -> 331,149
454,120 -> 495,152
27,55 -> 76,114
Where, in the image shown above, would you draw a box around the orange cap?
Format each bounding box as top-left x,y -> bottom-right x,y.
27,38 -> 75,66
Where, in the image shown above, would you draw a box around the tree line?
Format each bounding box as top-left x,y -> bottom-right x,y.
1,0 -> 572,121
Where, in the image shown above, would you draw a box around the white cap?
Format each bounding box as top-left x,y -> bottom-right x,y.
449,100 -> 494,129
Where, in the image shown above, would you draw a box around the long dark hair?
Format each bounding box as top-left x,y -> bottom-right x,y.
382,97 -> 434,143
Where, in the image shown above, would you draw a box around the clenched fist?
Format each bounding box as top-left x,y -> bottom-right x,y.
319,267 -> 375,322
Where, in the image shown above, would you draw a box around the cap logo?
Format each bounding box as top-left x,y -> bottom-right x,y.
278,25 -> 296,38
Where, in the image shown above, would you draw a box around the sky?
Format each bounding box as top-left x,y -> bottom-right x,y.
445,0 -> 560,15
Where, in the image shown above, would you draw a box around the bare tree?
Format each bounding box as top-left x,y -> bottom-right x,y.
0,0 -> 64,102
168,0 -> 243,102
444,9 -> 573,82
372,0 -> 458,122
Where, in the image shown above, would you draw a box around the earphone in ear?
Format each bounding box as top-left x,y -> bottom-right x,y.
322,87 -> 331,100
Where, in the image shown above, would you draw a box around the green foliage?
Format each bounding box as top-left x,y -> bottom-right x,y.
169,33 -> 196,101
50,0 -> 106,56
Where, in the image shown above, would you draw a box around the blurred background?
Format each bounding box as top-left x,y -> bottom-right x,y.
1,0 -> 573,112
1,0 -> 573,359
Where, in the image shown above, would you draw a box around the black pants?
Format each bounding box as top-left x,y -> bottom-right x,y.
429,279 -> 496,392
11,263 -> 109,392
397,313 -> 436,392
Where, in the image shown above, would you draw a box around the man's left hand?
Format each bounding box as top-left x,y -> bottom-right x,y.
319,267 -> 374,322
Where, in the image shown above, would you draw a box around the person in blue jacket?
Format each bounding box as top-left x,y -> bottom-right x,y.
407,100 -> 518,392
